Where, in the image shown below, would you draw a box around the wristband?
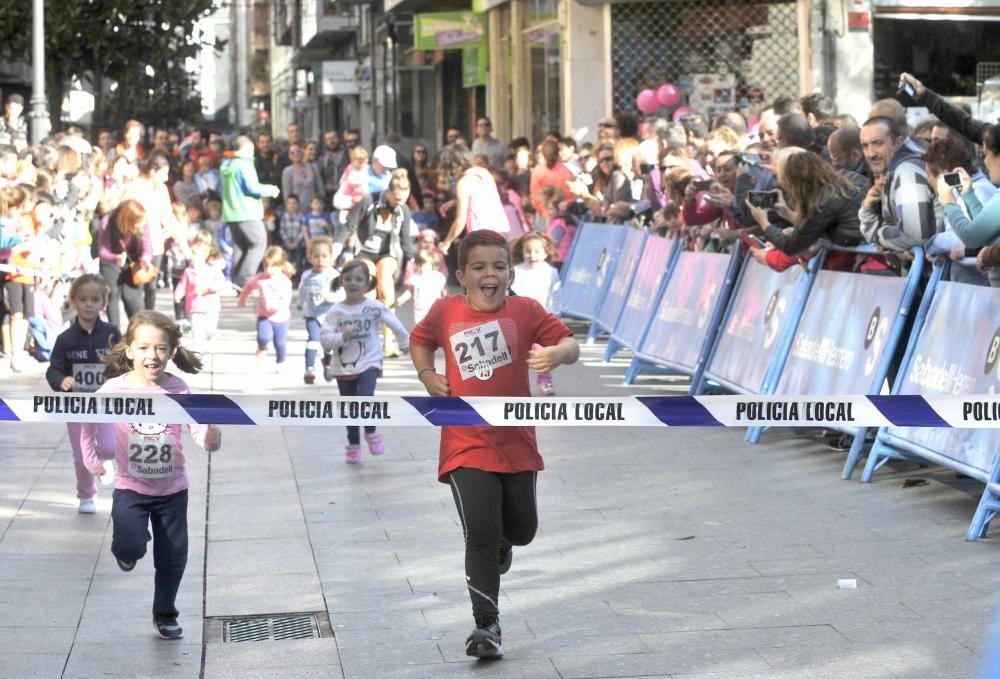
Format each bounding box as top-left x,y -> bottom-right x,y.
417,367 -> 436,379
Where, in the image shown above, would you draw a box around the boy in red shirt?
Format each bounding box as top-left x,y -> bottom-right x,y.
409,229 -> 579,659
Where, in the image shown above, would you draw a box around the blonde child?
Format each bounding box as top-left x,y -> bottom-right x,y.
167,203 -> 195,320
45,274 -> 121,514
174,230 -> 227,343
81,310 -> 221,640
409,230 -> 578,658
319,259 -> 409,463
511,232 -> 562,395
297,236 -> 343,384
238,246 -> 295,371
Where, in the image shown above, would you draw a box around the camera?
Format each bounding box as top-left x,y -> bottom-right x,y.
737,152 -> 762,167
748,190 -> 778,209
639,163 -> 654,175
943,172 -> 962,187
691,179 -> 713,191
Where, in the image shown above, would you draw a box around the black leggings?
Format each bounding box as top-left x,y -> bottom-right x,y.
448,467 -> 538,624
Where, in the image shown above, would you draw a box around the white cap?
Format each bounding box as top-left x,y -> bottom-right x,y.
372,145 -> 397,169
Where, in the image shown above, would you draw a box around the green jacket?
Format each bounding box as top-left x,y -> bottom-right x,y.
220,150 -> 277,223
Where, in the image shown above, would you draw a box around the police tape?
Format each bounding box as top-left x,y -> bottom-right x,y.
4,393 -> 1000,428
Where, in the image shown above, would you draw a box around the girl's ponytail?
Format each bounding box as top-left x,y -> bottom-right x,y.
171,344 -> 204,374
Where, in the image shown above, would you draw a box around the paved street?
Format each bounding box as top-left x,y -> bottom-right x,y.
1,291 -> 998,679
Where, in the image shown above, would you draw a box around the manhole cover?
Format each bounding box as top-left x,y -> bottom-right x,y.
223,614 -> 320,643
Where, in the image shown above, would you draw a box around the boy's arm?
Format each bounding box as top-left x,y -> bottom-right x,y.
410,344 -> 450,396
526,336 -> 579,373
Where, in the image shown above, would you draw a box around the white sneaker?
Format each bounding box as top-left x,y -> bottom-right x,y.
78,498 -> 96,514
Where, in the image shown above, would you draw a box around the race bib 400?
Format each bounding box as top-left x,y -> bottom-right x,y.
73,364 -> 106,393
450,320 -> 512,381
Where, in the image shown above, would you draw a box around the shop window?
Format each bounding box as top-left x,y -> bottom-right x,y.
610,0 -> 799,119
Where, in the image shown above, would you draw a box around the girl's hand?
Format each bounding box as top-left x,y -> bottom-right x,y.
772,192 -> 795,222
204,425 -> 222,451
955,167 -> 973,194
419,370 -> 450,396
744,200 -> 769,229
936,175 -> 957,205
60,376 -> 75,391
342,324 -> 355,340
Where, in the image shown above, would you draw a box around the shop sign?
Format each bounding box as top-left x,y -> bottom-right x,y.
462,47 -> 488,88
319,61 -> 360,96
414,11 -> 487,50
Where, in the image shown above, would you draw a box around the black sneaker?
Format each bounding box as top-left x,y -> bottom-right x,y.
115,556 -> 136,572
154,618 -> 184,640
499,543 -> 513,575
466,620 -> 503,659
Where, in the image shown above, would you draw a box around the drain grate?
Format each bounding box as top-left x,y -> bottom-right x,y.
224,614 -> 320,643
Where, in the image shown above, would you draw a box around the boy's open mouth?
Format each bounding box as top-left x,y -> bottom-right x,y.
480,283 -> 499,298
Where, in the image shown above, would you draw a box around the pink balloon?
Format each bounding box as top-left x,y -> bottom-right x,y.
672,106 -> 694,122
636,89 -> 659,115
657,83 -> 681,108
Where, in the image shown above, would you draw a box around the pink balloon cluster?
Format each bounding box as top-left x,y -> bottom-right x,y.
635,82 -> 683,114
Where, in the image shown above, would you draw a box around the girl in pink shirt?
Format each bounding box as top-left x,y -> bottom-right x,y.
237,245 -> 295,371
173,230 -> 228,342
81,310 -> 222,641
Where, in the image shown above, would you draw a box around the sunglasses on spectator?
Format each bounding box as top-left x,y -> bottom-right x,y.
598,122 -> 617,129
598,156 -> 614,163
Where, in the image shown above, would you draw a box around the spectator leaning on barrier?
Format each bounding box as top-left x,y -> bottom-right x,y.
858,116 -> 935,253
937,125 -> 1000,286
828,126 -> 868,178
746,147 -> 864,272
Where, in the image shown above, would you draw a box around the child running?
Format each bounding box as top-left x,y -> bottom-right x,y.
173,230 -> 227,343
511,232 -> 562,395
45,274 -> 122,514
409,230 -> 579,659
298,236 -> 343,384
80,310 -> 222,640
320,259 -> 409,464
238,245 -> 295,372
400,250 -> 447,324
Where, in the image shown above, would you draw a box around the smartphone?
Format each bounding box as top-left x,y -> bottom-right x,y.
639,163 -> 654,175
691,179 -> 713,191
897,81 -> 915,98
748,190 -> 777,209
943,172 -> 962,187
737,152 -> 762,167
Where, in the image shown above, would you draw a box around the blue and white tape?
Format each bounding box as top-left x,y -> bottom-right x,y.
3,393 -> 1000,428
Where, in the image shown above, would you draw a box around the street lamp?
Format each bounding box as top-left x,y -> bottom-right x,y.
29,0 -> 49,143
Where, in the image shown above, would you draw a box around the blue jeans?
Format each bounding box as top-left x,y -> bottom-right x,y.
336,367 -> 378,444
304,316 -> 331,371
256,318 -> 289,363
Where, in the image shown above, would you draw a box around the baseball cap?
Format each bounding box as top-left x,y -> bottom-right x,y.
372,145 -> 397,169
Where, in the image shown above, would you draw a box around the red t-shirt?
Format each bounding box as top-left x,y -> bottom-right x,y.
409,294 -> 573,482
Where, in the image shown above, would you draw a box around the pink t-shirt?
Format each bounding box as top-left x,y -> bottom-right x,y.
80,373 -> 217,497
237,271 -> 293,323
462,167 -> 508,234
175,262 -> 228,314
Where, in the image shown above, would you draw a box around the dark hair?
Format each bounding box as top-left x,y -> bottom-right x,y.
924,136 -> 974,175
104,310 -> 203,379
559,136 -> 577,150
437,143 -> 475,178
140,149 -> 171,176
680,113 -> 708,139
777,113 -> 815,150
770,95 -> 802,116
334,259 -> 376,292
458,230 -> 510,271
714,111 -> 748,136
512,232 -> 556,264
662,203 -> 681,220
800,93 -> 835,121
615,112 -> 639,138
541,139 -> 559,169
509,137 -> 531,152
983,124 -> 1000,155
862,116 -> 902,142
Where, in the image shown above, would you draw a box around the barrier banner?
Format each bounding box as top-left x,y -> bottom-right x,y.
887,282 -> 1000,473
594,228 -> 648,332
610,235 -> 674,351
6,392 -> 1000,427
776,270 -> 907,395
707,261 -> 802,393
637,252 -> 731,370
558,222 -> 627,320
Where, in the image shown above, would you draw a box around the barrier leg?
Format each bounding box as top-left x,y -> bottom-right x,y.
860,434 -> 902,483
841,426 -> 869,480
624,357 -> 642,385
967,482 -> 1000,541
603,339 -> 622,363
745,426 -> 763,444
586,322 -> 603,344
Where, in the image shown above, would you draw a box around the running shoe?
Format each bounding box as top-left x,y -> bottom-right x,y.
78,498 -> 96,515
154,617 -> 183,640
466,620 -> 503,659
539,382 -> 556,396
304,369 -> 316,385
345,444 -> 362,464
115,556 -> 136,572
364,432 -> 384,456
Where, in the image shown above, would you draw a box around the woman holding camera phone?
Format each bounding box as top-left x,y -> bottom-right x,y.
936,125 -> 1000,286
745,147 -> 863,272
